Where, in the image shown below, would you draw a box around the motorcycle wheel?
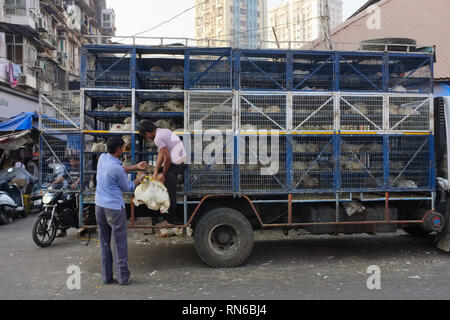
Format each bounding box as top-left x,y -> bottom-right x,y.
0,211 -> 8,225
32,215 -> 57,247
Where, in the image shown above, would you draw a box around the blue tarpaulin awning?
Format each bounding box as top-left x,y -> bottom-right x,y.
0,112 -> 38,131
435,83 -> 450,97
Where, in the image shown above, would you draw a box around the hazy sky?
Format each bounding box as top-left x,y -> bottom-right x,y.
106,0 -> 367,40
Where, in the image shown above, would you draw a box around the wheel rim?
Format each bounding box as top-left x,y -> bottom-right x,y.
36,217 -> 55,245
208,224 -> 241,256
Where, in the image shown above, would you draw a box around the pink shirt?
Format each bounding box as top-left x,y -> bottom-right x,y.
154,128 -> 186,164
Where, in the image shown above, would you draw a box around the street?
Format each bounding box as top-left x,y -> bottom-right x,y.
0,214 -> 449,300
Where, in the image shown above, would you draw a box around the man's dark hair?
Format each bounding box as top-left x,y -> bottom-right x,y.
107,136 -> 125,154
140,120 -> 157,136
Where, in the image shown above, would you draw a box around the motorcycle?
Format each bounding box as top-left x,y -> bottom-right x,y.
32,185 -> 80,247
0,168 -> 26,224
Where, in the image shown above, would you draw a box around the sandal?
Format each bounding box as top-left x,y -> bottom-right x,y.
56,232 -> 67,238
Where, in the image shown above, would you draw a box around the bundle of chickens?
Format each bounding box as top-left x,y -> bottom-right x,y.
133,176 -> 171,213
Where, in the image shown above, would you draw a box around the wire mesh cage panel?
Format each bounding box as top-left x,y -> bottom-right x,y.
339,53 -> 384,91
239,134 -> 287,193
389,135 -> 431,190
340,95 -> 383,131
388,54 -> 432,93
187,93 -> 233,131
240,95 -> 287,131
389,96 -> 431,131
292,53 -> 334,91
340,135 -> 384,191
84,91 -> 133,131
82,48 -> 132,88
40,91 -> 81,131
239,51 -> 287,90
292,94 -> 334,131
291,135 -> 334,191
185,133 -> 234,193
186,49 -> 232,89
136,55 -> 185,90
40,133 -> 82,192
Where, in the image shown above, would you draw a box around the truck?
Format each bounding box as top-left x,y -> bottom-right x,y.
38,38 -> 450,267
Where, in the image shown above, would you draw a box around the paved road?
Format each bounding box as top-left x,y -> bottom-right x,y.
0,214 -> 449,300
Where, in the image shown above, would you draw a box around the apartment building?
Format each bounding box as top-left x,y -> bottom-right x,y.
0,0 -> 116,119
195,0 -> 268,49
268,0 -> 342,48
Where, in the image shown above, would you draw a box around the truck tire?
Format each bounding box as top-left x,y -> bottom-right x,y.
194,207 -> 254,268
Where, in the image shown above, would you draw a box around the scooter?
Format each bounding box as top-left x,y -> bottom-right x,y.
0,168 -> 26,225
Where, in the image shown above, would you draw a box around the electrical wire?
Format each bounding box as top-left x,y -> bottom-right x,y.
115,0 -> 208,44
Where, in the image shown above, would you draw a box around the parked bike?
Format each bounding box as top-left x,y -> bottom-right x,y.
0,168 -> 26,224
32,185 -> 80,247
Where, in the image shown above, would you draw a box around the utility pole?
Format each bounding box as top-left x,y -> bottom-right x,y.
320,0 -> 333,49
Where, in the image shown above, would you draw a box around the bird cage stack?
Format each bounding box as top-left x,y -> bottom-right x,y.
47,41 -> 434,226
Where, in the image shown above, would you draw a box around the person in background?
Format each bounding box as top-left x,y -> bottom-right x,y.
95,136 -> 147,285
26,154 -> 39,182
14,157 -> 25,169
52,155 -> 80,238
139,120 -> 186,228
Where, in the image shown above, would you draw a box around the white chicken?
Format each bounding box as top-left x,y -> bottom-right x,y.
292,142 -> 319,153
344,144 -> 363,153
150,66 -> 164,72
133,178 -> 171,213
140,101 -> 159,113
303,178 -> 319,188
170,66 -> 184,73
123,117 -> 132,124
265,105 -> 281,113
155,119 -> 176,131
90,141 -> 107,152
110,123 -> 132,132
241,124 -> 258,131
163,100 -> 184,112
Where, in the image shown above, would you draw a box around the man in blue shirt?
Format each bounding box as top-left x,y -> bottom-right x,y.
95,136 -> 147,285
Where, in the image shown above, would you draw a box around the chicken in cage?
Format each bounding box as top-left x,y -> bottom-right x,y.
91,141 -> 107,153
150,65 -> 164,72
110,123 -> 132,132
170,66 -> 184,73
140,101 -> 159,112
162,100 -> 184,112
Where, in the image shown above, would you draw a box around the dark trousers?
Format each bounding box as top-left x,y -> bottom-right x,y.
95,205 -> 130,284
161,163 -> 186,224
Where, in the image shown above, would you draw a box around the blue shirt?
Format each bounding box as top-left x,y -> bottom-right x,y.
95,153 -> 135,210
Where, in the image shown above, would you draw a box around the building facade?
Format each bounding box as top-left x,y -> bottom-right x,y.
195,0 -> 268,49
0,0 -> 116,120
268,0 -> 342,48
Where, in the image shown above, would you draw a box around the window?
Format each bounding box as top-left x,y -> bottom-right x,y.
4,0 -> 26,16
6,35 -> 23,65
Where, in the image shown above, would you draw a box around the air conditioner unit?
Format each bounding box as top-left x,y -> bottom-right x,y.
101,9 -> 115,30
18,75 -> 27,86
37,17 -> 48,32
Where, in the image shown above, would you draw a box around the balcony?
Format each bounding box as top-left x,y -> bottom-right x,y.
3,5 -> 37,31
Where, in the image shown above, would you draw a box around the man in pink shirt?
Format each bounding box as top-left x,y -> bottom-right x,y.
140,120 -> 186,227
